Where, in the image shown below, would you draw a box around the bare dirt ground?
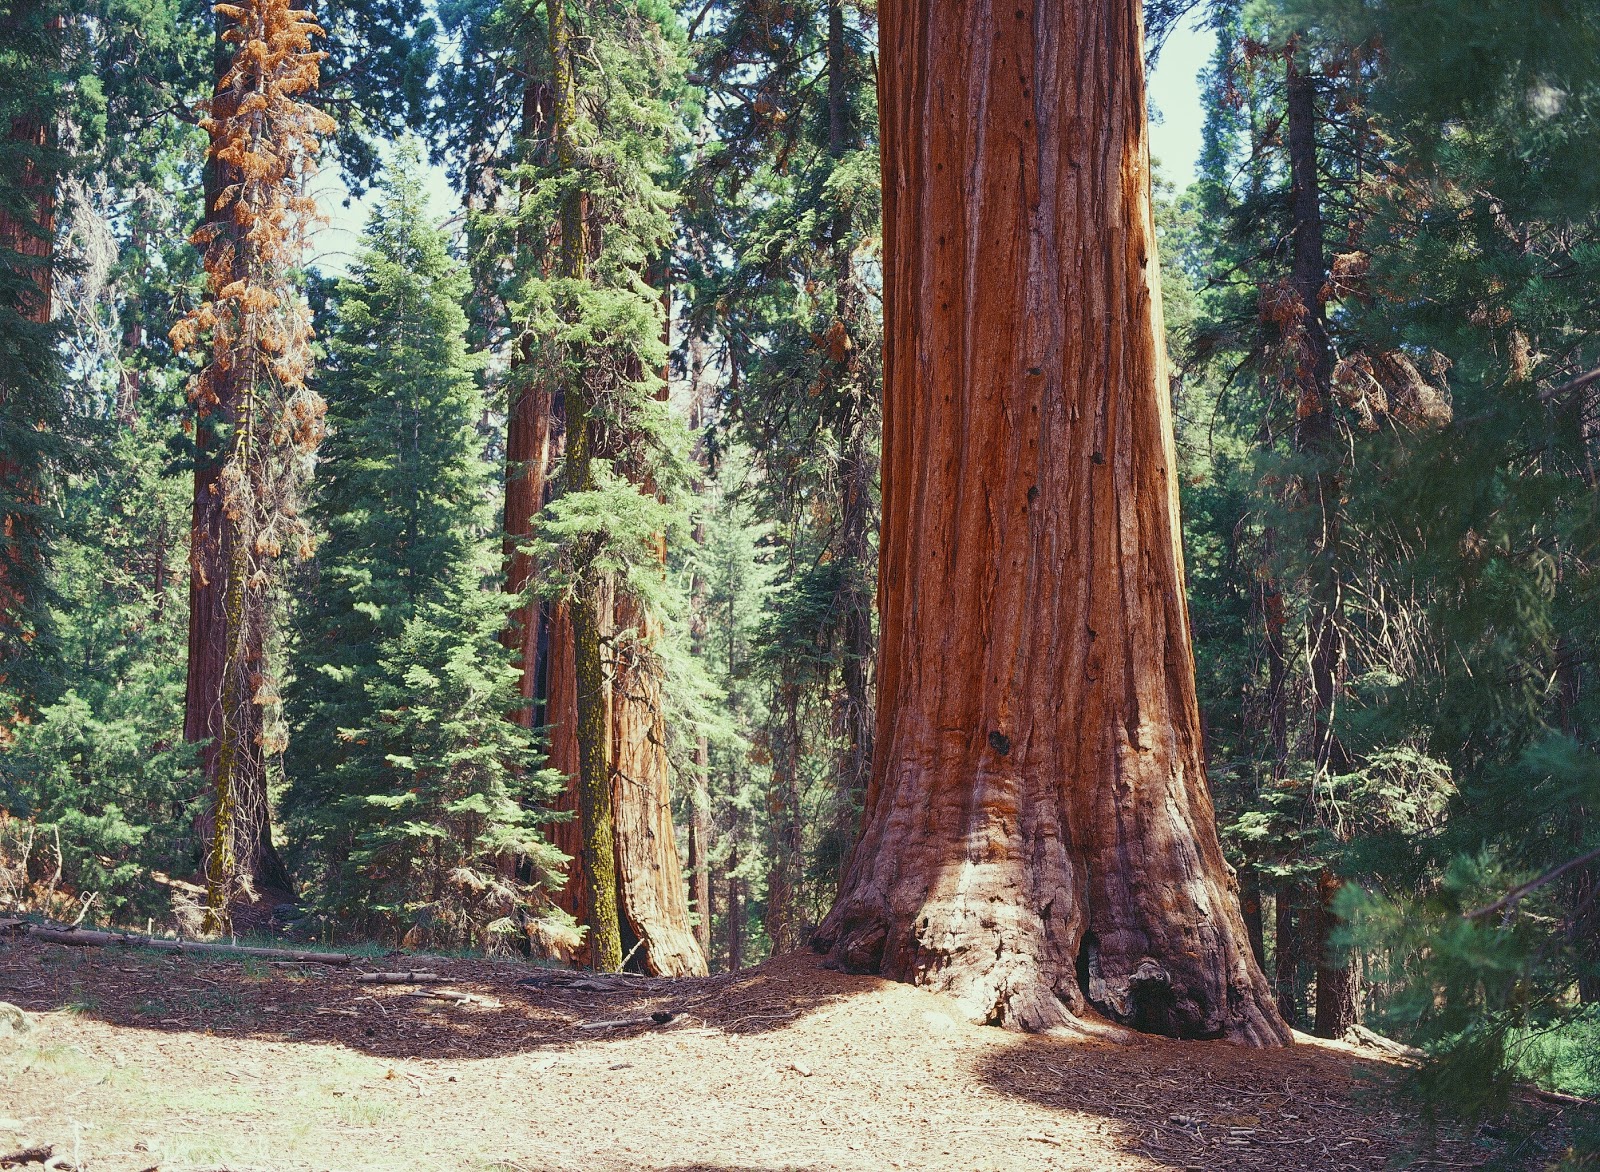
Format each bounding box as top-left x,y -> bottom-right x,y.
0,933 -> 1564,1171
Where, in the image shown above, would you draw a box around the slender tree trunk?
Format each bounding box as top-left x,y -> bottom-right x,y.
726,837 -> 743,972
826,0 -> 876,874
814,0 -> 1287,1044
185,18 -> 292,922
1240,866 -> 1266,971
501,73 -> 554,726
1285,45 -> 1354,1039
687,735 -> 713,959
764,683 -> 805,953
686,404 -> 715,958
1274,880 -> 1302,1027
1313,866 -> 1355,1033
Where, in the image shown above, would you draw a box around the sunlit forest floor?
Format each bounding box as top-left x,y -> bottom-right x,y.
0,940 -> 1565,1171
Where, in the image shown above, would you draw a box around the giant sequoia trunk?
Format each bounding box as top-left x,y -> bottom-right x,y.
536,3 -> 703,975
814,0 -> 1288,1044
501,72 -> 555,725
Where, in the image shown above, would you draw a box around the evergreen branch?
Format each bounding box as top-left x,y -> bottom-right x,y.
1539,364 -> 1600,404
1463,845 -> 1600,921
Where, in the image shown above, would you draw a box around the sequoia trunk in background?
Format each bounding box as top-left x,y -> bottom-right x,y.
814,0 -> 1289,1044
543,589 -> 708,975
610,595 -> 707,975
763,682 -> 805,953
0,130 -> 51,644
501,71 -> 555,725
184,17 -> 294,920
0,11 -> 60,666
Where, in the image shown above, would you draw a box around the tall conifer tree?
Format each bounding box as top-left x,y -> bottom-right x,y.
170,0 -> 332,928
0,3 -> 73,688
285,148 -> 565,945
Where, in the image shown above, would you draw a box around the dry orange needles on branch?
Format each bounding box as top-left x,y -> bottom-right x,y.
170,0 -> 333,930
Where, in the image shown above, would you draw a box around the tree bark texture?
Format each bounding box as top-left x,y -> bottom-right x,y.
501,73 -> 555,725
686,422 -> 716,959
611,595 -> 707,975
1313,866 -> 1355,1034
813,0 -> 1289,1044
1284,47 -> 1355,1039
0,15 -> 58,660
542,595 -> 707,976
687,739 -> 714,959
1274,880 -> 1303,1027
764,683 -> 806,953
502,374 -> 554,726
727,843 -> 743,972
184,21 -> 292,919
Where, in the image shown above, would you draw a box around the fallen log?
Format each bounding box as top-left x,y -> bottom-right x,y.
23,925 -> 353,966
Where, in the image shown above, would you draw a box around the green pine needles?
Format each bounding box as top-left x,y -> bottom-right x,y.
285,146 -> 567,951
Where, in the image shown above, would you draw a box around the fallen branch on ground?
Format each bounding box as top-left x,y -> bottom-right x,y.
577,1011 -> 677,1030
0,1145 -> 52,1169
357,971 -> 447,984
517,972 -> 651,993
401,988 -> 498,1007
18,924 -> 353,966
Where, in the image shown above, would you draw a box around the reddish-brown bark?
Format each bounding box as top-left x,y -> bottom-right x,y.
0,56 -> 57,653
542,596 -> 707,976
501,376 -> 554,725
0,125 -> 52,319
611,595 -> 706,975
182,20 -> 294,917
501,74 -> 556,725
814,0 -> 1288,1044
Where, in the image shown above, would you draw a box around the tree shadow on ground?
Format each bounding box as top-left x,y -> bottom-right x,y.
0,933 -> 867,1060
975,1031 -> 1529,1171
9,936 -> 1546,1172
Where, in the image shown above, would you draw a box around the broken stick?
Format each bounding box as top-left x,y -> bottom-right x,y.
23,925 -> 353,966
357,971 -> 448,985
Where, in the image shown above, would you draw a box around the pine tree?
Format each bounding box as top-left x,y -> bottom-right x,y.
285,146 -> 490,882
284,146 -> 565,948
0,3 -> 74,690
1286,0 -> 1600,1136
0,408 -> 200,923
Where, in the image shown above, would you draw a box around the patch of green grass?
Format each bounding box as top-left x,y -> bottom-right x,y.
329,1093 -> 393,1127
62,985 -> 100,1014
1516,1011 -> 1600,1097
14,1040 -> 139,1089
